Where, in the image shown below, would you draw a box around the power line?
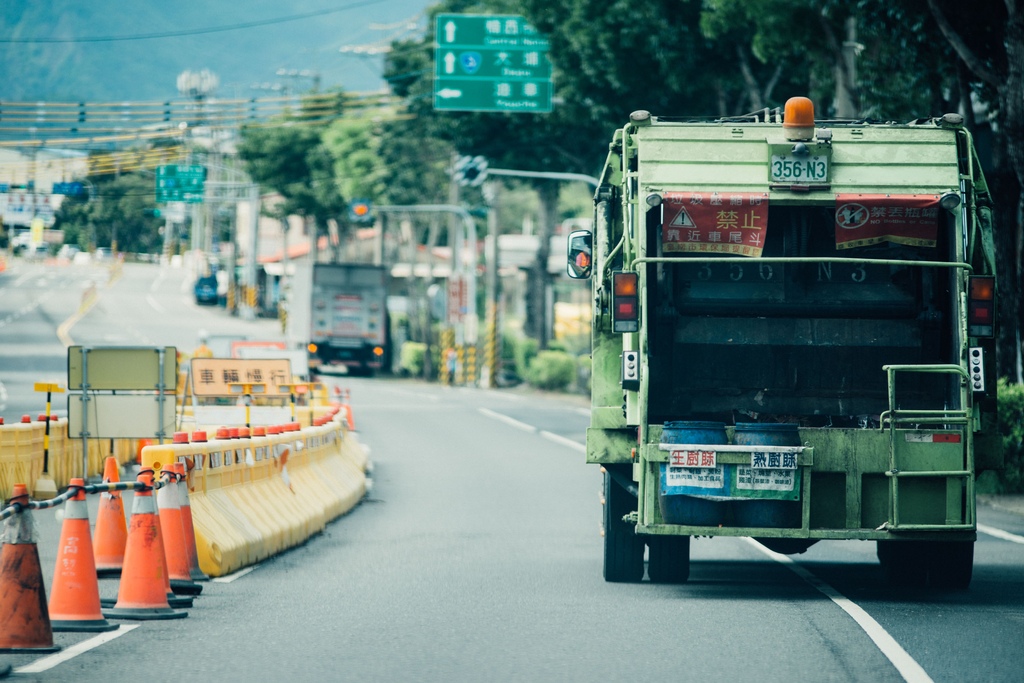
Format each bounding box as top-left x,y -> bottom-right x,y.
0,0 -> 385,44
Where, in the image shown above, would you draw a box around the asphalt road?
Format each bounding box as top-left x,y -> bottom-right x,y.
1,256 -> 1023,682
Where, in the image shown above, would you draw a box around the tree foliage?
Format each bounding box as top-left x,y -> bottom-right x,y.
377,0 -> 1022,369
54,173 -> 163,254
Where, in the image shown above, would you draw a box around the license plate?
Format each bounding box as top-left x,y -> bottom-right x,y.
770,154 -> 828,183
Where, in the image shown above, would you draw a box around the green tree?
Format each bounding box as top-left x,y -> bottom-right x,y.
381,0 -> 1021,365
54,173 -> 163,254
323,118 -> 386,203
924,0 -> 1024,381
238,122 -> 346,260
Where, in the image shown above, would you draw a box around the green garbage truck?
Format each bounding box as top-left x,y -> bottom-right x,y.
567,97 -> 1001,588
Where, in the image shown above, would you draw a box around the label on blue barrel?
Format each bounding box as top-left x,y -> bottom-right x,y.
732,467 -> 801,500
661,463 -> 728,497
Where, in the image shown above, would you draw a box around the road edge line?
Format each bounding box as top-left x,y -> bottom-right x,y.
212,565 -> 260,583
978,523 -> 1024,544
540,430 -> 586,453
743,538 -> 934,683
478,407 -> 536,432
15,624 -> 139,674
56,281 -> 105,348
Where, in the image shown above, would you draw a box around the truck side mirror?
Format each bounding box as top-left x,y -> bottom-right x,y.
567,230 -> 593,279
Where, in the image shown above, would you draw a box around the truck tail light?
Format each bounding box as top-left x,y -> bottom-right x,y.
968,276 -> 995,338
612,271 -> 639,333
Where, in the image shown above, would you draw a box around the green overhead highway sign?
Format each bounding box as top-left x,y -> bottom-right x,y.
434,14 -> 552,113
155,164 -> 206,203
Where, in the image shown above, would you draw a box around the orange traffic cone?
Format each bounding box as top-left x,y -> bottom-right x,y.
0,484 -> 60,653
93,457 -> 128,578
101,469 -> 187,621
158,466 -> 202,596
48,478 -> 117,632
173,462 -> 209,582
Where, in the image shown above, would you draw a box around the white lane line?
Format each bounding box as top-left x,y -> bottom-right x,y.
212,565 -> 259,583
0,379 -> 7,411
146,294 -> 165,313
571,407 -> 590,417
540,430 -> 586,453
744,539 -> 933,683
478,407 -> 536,432
382,388 -> 441,401
15,624 -> 139,674
978,523 -> 1024,545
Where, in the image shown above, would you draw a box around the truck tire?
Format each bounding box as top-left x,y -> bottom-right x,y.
647,536 -> 690,584
603,469 -> 644,583
877,541 -> 927,587
927,541 -> 974,590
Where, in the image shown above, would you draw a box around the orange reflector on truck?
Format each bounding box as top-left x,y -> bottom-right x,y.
613,272 -> 638,296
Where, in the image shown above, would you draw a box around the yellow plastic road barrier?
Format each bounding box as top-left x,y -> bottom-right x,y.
199,431 -> 264,568
248,427 -> 305,551
222,428 -> 283,558
181,431 -> 252,577
267,424 -> 327,536
138,407 -> 368,577
9,417 -> 44,501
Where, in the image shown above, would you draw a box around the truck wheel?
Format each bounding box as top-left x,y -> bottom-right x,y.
927,541 -> 974,590
647,536 -> 690,584
603,469 -> 644,583
877,541 -> 927,587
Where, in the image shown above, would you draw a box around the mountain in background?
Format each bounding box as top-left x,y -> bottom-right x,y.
1,0 -> 431,102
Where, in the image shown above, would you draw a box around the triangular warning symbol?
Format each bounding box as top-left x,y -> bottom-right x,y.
669,205 -> 696,228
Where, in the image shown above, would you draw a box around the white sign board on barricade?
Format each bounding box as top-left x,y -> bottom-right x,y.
68,393 -> 177,438
192,406 -> 293,427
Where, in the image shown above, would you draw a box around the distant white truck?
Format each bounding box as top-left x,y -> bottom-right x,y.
289,263 -> 389,376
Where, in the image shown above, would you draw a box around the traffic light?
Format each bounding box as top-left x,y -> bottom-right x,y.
144,208 -> 162,218
348,199 -> 373,223
455,155 -> 488,187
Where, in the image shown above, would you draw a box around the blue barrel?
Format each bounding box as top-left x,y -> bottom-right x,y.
731,423 -> 802,528
659,421 -> 728,526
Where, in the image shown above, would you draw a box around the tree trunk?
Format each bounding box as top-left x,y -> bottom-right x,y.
999,7 -> 1024,379
526,181 -> 558,348
822,14 -> 860,117
929,0 -> 1022,379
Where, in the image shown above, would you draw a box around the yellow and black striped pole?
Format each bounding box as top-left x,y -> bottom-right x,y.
466,344 -> 477,386
440,328 -> 456,384
455,344 -> 465,385
484,303 -> 498,388
33,382 -> 64,499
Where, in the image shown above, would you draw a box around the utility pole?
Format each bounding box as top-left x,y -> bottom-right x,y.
241,183 -> 259,320
482,181 -> 501,388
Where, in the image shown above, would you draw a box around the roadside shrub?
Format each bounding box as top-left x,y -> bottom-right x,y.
511,336 -> 539,379
399,342 -> 426,377
526,350 -> 576,391
997,378 -> 1024,492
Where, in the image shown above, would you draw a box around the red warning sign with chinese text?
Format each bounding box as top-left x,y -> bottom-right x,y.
835,194 -> 941,250
662,192 -> 770,257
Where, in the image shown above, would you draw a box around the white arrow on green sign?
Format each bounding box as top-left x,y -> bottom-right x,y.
433,14 -> 552,113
